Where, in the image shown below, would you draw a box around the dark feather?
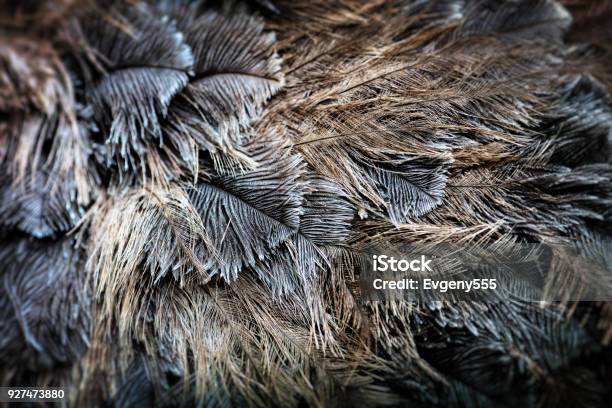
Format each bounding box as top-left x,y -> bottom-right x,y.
165,8 -> 283,169
0,236 -> 90,373
257,176 -> 354,296
460,0 -> 571,42
81,2 -> 193,169
188,136 -> 304,281
357,151 -> 450,224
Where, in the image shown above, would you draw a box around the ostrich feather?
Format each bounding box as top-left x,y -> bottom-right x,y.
0,112 -> 99,236
80,2 -> 194,169
0,171 -> 80,238
87,184 -> 213,291
188,136 -> 304,281
165,8 -> 284,168
439,163 -> 612,239
539,75 -> 612,166
258,0 -> 566,224
257,176 -> 354,296
563,0 -> 612,52
85,267 -> 370,406
0,236 -> 90,376
460,0 -> 571,41
0,36 -> 99,236
357,151 -> 449,224
0,36 -> 67,113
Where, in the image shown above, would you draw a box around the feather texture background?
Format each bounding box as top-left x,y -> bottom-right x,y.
0,0 -> 611,406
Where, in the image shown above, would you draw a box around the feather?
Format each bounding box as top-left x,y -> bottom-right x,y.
259,0 -> 562,225
257,176 -> 354,296
80,2 -> 193,170
460,0 -> 572,42
0,171 -> 79,238
87,184 -> 213,291
438,163 -> 612,239
0,36 -> 66,113
188,136 -> 304,281
111,359 -> 155,408
0,0 -> 86,32
0,110 -> 99,237
539,75 -> 612,166
357,151 -> 450,224
0,32 -> 98,224
164,8 -> 284,169
84,269 -> 369,406
408,302 -> 608,407
563,0 -> 612,52
0,236 -> 90,373
249,0 -> 280,13
298,176 -> 355,245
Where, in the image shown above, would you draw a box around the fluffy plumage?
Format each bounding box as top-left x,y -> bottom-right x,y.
1,0 -> 611,406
